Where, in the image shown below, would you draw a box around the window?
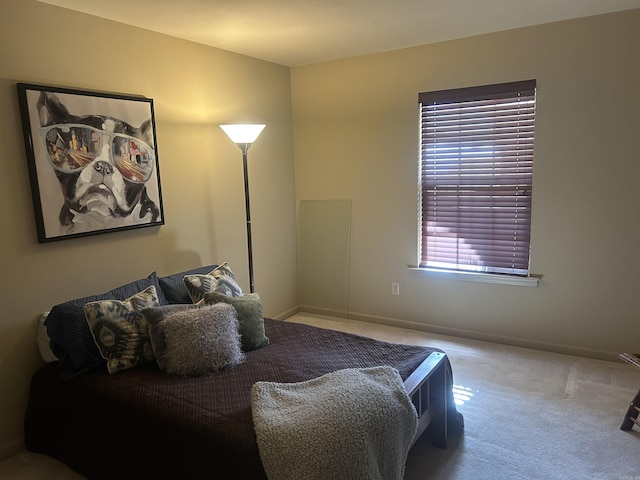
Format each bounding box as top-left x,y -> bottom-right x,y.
418,80 -> 536,277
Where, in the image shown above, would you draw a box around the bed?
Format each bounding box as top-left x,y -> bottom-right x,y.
25,266 -> 463,479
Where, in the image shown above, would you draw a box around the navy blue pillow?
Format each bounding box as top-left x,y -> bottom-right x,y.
45,272 -> 168,379
158,265 -> 217,304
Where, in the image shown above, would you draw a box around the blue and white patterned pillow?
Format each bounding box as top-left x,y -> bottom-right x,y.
158,265 -> 217,304
183,262 -> 244,303
84,285 -> 161,374
45,272 -> 168,379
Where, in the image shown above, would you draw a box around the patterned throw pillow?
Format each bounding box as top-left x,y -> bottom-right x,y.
183,262 -> 244,303
200,292 -> 269,352
157,303 -> 245,376
85,285 -> 161,374
45,271 -> 168,379
158,265 -> 217,304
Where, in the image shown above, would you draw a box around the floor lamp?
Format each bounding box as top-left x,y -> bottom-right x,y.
220,124 -> 265,293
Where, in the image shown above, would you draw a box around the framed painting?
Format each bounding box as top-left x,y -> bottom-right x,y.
16,83 -> 164,243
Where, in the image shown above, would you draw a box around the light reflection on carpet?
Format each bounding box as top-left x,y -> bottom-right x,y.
453,384 -> 474,406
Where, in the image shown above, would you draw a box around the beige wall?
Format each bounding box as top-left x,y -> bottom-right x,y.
292,10 -> 640,359
3,0 -> 639,462
0,0 -> 297,457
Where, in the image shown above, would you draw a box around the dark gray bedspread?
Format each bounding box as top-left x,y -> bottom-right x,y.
25,318 -> 458,479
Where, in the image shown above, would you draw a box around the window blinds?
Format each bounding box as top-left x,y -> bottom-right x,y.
419,80 -> 536,276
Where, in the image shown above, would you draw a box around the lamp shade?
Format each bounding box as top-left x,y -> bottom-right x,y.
220,124 -> 265,144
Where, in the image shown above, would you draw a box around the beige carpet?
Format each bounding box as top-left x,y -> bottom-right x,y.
289,314 -> 640,480
2,312 -> 639,479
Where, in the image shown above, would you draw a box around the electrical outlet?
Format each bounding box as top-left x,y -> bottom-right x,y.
391,283 -> 400,296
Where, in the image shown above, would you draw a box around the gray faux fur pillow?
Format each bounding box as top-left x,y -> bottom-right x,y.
157,303 -> 244,376
142,303 -> 201,367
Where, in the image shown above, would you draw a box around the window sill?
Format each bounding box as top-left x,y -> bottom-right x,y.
408,267 -> 541,287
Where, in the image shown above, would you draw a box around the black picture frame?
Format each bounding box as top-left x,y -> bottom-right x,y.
17,83 -> 164,243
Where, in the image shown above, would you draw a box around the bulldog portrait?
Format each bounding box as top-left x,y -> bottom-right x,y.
26,88 -> 162,238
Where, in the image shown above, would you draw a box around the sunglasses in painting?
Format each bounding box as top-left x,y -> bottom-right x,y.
40,123 -> 155,184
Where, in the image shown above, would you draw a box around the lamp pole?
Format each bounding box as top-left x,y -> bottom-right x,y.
219,124 -> 265,294
240,142 -> 255,293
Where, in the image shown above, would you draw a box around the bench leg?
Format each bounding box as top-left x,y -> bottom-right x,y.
430,365 -> 448,448
620,387 -> 640,431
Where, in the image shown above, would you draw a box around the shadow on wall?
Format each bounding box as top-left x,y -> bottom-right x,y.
152,227 -> 207,276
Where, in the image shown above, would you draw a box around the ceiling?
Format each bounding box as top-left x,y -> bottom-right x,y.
38,0 -> 640,67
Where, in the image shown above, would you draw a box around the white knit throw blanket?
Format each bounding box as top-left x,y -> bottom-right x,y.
251,366 -> 418,480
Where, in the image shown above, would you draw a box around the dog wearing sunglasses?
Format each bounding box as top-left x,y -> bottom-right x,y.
36,91 -> 160,233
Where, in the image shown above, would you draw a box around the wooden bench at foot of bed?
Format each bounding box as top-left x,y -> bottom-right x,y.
405,351 -> 449,448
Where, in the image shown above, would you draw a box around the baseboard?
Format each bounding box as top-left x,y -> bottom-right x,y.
297,305 -> 350,320
0,438 -> 24,461
272,305 -> 301,321
295,306 -> 620,362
